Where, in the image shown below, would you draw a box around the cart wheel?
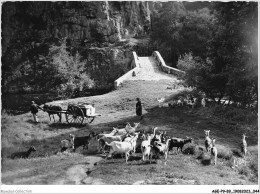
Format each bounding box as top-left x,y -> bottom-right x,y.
85,117 -> 95,123
66,105 -> 84,126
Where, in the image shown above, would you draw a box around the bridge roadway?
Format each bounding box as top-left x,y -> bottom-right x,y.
127,57 -> 177,81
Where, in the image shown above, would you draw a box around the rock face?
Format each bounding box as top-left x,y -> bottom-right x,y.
2,1 -> 151,92
2,1 -> 151,53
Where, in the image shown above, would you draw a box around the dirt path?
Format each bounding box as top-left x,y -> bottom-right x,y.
1,154 -> 105,185
53,156 -> 105,185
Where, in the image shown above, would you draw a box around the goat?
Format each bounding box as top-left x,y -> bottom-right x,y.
177,99 -> 184,107
157,97 -> 165,108
141,134 -> 152,162
105,135 -> 139,163
201,98 -> 206,107
150,139 -> 171,165
111,123 -> 133,136
210,138 -> 217,165
135,131 -> 146,152
11,146 -> 36,159
151,131 -> 162,146
168,136 -> 193,153
98,133 -> 129,153
204,130 -> 212,152
69,131 -> 96,152
161,131 -> 167,143
125,122 -> 140,134
43,104 -> 62,122
241,133 -> 247,157
60,138 -> 74,152
95,128 -> 118,140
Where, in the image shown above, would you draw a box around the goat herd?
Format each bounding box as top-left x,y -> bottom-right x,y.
10,122 -> 247,167
59,123 -> 240,165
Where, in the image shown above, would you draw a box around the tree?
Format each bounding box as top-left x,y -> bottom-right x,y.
209,2 -> 258,106
150,2 -> 215,67
44,38 -> 94,97
150,2 -> 186,67
178,2 -> 258,107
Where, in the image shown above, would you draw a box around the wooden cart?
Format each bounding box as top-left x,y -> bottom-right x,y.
65,102 -> 101,126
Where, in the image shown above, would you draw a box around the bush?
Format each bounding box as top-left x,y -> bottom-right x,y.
217,145 -> 233,160
183,144 -> 202,155
238,166 -> 251,177
248,160 -> 258,179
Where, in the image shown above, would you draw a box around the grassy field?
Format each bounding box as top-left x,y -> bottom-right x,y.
1,80 -> 258,185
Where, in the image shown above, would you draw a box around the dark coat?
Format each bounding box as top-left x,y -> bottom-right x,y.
136,101 -> 142,116
30,103 -> 38,114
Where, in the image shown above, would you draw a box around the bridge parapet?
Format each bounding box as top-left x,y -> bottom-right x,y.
114,51 -> 140,88
152,51 -> 185,77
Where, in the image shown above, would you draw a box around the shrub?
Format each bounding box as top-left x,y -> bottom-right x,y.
183,144 -> 201,155
196,152 -> 211,165
217,145 -> 233,160
248,160 -> 258,179
231,148 -> 243,158
238,166 -> 250,177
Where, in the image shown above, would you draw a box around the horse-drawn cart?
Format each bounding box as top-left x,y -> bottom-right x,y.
65,102 -> 101,125
42,102 -> 101,126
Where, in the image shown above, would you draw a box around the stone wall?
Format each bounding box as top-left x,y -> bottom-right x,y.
114,52 -> 140,88
152,51 -> 185,77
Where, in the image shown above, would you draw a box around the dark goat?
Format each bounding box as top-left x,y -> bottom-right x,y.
168,137 -> 193,153
11,146 -> 36,159
43,104 -> 62,122
70,131 -> 96,152
161,131 -> 167,143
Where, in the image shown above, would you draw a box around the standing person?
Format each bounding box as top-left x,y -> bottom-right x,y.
30,101 -> 39,123
136,98 -> 143,120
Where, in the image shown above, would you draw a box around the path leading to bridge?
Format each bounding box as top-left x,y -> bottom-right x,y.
128,57 -> 177,81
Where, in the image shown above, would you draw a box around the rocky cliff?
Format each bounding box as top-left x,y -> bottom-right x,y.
2,1 -> 151,92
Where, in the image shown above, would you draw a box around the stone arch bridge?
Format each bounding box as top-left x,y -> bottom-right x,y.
114,51 -> 185,88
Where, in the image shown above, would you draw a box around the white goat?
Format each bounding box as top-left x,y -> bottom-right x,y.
98,133 -> 129,153
177,99 -> 184,106
241,133 -> 247,157
210,138 -> 217,165
157,97 -> 165,108
201,98 -> 206,107
105,135 -> 139,163
141,134 -> 152,162
95,128 -> 118,140
112,123 -> 132,136
204,130 -> 212,152
125,122 -> 140,134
